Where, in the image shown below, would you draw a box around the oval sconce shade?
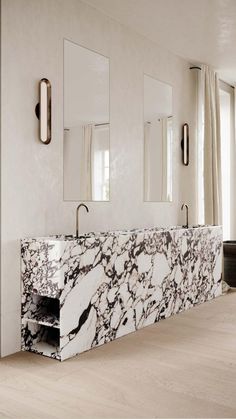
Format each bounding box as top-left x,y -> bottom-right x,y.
181,123 -> 189,165
35,78 -> 51,144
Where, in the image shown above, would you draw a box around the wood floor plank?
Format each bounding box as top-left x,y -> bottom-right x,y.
1,291 -> 236,418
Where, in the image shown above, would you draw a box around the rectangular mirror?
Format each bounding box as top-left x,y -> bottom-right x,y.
64,40 -> 110,201
143,74 -> 173,202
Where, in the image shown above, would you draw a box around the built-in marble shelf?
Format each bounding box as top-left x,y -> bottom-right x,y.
23,315 -> 59,329
22,321 -> 60,360
21,225 -> 223,361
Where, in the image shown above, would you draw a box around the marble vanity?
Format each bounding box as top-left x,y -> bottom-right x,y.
21,225 -> 222,361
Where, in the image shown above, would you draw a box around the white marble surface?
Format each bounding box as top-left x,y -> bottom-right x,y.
21,225 -> 223,361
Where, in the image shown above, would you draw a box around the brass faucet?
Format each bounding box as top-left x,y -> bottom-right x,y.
76,203 -> 89,238
181,203 -> 189,228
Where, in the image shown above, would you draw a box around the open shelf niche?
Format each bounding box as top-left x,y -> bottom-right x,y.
22,294 -> 60,328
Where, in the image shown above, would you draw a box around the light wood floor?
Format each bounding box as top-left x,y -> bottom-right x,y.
1,291 -> 236,419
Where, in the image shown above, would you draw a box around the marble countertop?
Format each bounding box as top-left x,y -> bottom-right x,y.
22,224 -> 221,242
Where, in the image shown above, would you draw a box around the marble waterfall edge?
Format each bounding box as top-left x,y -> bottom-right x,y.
21,225 -> 223,361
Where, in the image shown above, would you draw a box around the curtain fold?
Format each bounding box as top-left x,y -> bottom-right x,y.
144,122 -> 151,201
198,65 -> 222,225
161,117 -> 168,201
81,124 -> 94,200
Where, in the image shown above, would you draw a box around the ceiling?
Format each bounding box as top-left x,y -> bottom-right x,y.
84,0 -> 236,85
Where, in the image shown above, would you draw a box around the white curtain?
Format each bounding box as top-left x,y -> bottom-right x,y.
144,118 -> 172,202
161,117 -> 173,201
144,122 -> 151,201
198,65 -> 222,225
81,124 -> 94,200
91,125 -> 110,201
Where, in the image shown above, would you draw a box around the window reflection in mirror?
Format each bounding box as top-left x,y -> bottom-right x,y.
143,74 -> 173,202
63,39 -> 110,201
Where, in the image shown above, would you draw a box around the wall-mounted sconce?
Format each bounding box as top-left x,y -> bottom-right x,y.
181,123 -> 189,166
35,78 -> 51,144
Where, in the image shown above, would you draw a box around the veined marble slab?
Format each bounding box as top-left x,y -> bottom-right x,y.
21,225 -> 223,361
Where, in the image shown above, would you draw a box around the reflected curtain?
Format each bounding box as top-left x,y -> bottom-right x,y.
144,122 -> 151,201
198,65 -> 222,225
81,124 -> 94,200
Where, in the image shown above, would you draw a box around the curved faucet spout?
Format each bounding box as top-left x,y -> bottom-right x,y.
76,203 -> 89,238
181,203 -> 189,228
